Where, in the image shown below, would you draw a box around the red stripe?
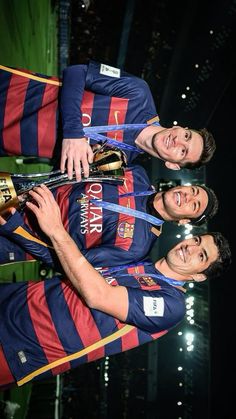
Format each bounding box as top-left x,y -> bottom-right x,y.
27,282 -> 70,376
3,74 -> 29,154
55,185 -> 72,231
37,83 -> 59,157
107,97 -> 128,141
84,182 -> 103,248
0,345 -> 14,386
81,91 -> 95,128
62,282 -> 104,362
25,253 -> 35,261
114,170 -> 135,250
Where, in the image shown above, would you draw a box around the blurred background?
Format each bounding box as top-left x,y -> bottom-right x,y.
0,0 -> 235,418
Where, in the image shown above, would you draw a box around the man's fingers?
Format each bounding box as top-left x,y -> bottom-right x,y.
74,160 -> 82,182
88,147 -> 94,164
81,156 -> 90,178
28,185 -> 53,204
66,156 -> 74,180
60,154 -> 66,173
60,139 -> 94,181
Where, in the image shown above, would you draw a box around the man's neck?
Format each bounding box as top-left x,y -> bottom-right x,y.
135,125 -> 163,157
155,257 -> 189,282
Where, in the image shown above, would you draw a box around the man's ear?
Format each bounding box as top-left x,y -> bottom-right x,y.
191,273 -> 207,282
178,218 -> 190,226
165,161 -> 181,170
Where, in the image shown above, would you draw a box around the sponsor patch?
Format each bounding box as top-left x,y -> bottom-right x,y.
18,351 -> 27,363
143,296 -> 164,317
100,63 -> 121,78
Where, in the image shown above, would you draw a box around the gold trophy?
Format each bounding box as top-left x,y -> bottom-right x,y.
0,145 -> 127,216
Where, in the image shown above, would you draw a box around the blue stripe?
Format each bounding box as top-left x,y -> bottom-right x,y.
137,328 -> 154,345
0,281 -> 49,381
44,279 -> 87,363
91,309 -> 120,339
91,94 -> 111,129
0,70 -> 11,155
105,332 -> 122,356
21,79 -> 46,156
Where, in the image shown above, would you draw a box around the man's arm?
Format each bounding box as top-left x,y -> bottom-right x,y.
26,185 -> 129,321
60,62 -> 158,180
60,64 -> 94,181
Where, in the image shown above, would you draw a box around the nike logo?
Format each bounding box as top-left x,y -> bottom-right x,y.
114,110 -> 120,125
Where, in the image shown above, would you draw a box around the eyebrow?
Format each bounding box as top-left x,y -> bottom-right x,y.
198,236 -> 209,262
192,187 -> 201,212
183,130 -> 192,160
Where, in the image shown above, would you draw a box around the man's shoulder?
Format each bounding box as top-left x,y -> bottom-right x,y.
130,164 -> 152,186
128,163 -> 149,175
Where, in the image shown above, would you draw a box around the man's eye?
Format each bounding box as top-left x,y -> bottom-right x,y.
200,252 -> 204,262
194,237 -> 200,244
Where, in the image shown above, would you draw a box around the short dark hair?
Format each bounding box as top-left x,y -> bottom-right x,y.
182,128 -> 216,170
201,232 -> 231,279
190,185 -> 218,225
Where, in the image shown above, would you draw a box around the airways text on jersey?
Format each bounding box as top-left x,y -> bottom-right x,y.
79,183 -> 103,247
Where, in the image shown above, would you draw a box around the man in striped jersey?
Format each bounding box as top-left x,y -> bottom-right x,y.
0,61 -> 215,180
0,185 -> 231,389
0,165 -> 218,268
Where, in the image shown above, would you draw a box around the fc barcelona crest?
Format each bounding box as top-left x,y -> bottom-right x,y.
117,221 -> 134,239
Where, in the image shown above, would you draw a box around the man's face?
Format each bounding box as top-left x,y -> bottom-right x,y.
154,185 -> 208,222
151,126 -> 203,166
166,235 -> 218,276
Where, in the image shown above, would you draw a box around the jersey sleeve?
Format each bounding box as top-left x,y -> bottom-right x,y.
86,61 -> 157,119
60,61 -> 158,140
60,64 -> 88,139
126,287 -> 186,333
0,211 -> 55,266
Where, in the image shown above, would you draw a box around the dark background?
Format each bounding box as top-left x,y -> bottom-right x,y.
0,0 -> 235,417
73,0 -> 235,416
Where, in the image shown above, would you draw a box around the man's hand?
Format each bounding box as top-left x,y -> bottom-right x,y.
26,185 -> 64,239
60,138 -> 94,181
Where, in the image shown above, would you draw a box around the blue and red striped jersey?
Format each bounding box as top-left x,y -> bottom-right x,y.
0,262 -> 185,385
0,165 -> 161,267
0,61 -> 158,163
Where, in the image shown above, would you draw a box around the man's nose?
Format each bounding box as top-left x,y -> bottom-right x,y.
184,192 -> 192,203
